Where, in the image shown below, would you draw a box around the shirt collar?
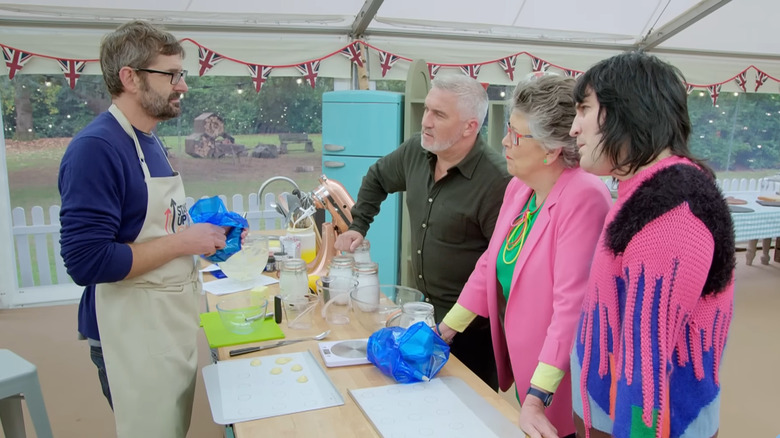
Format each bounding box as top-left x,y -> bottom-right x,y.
425,134 -> 487,180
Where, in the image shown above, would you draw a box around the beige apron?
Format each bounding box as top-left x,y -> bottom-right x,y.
96,105 -> 200,438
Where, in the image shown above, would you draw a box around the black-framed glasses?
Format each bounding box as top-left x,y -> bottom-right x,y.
507,122 -> 534,146
133,68 -> 188,85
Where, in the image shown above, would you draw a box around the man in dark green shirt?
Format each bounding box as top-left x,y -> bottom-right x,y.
336,75 -> 511,389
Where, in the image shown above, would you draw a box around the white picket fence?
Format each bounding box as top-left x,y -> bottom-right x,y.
718,177 -> 780,194
11,193 -> 285,288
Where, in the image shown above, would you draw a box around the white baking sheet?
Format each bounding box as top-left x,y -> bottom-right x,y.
349,377 -> 521,438
202,350 -> 344,424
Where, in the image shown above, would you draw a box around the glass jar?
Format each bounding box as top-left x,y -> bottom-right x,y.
352,239 -> 372,264
279,258 -> 308,300
353,262 -> 380,310
327,255 -> 354,289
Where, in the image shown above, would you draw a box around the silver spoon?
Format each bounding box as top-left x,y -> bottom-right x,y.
229,330 -> 331,357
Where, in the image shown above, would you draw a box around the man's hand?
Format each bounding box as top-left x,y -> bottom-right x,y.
177,223 -> 227,257
518,393 -> 558,438
335,230 -> 364,252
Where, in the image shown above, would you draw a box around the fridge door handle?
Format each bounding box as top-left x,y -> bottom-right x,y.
323,160 -> 345,168
323,144 -> 345,152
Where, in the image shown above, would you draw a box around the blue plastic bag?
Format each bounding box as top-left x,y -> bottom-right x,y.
366,322 -> 450,383
188,196 -> 248,263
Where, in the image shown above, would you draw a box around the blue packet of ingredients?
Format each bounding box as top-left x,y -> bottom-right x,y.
188,196 -> 248,263
366,322 -> 450,383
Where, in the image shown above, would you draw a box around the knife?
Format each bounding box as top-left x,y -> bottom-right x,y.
228,330 -> 331,357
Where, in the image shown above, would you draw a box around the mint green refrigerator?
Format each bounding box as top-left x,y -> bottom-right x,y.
321,91 -> 404,285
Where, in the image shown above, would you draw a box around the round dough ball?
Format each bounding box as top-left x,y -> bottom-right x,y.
297,375 -> 308,383
250,359 -> 262,367
270,367 -> 283,375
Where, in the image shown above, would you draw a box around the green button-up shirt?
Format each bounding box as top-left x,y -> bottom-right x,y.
349,134 -> 511,320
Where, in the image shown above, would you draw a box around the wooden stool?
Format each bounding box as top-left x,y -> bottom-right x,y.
0,349 -> 53,438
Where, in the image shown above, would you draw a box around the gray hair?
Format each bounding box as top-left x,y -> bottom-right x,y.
100,20 -> 185,97
511,75 -> 579,168
431,74 -> 488,125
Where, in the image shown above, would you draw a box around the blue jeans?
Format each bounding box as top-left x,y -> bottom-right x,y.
89,346 -> 113,410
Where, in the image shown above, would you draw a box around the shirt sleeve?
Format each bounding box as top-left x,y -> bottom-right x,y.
611,204 -> 714,437
441,303 -> 477,332
348,140 -> 410,235
530,362 -> 566,393
58,136 -> 134,286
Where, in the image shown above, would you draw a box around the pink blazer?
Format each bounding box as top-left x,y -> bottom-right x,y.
458,167 -> 611,434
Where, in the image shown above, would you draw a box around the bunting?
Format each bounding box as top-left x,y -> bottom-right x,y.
734,71 -> 747,92
686,84 -> 695,94
378,51 -> 400,78
498,55 -> 516,81
531,56 -> 550,74
339,42 -> 364,68
755,71 -> 769,92
707,84 -> 722,106
57,59 -> 86,89
296,60 -> 320,88
428,63 -> 440,80
247,64 -> 273,92
459,64 -> 481,80
564,69 -> 582,79
2,46 -> 34,79
197,47 -> 223,76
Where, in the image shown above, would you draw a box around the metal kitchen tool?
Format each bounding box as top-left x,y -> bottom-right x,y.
228,330 -> 331,357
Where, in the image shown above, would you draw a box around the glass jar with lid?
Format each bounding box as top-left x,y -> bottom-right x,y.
327,255 -> 354,289
279,258 -> 308,300
352,239 -> 372,264
353,262 -> 379,310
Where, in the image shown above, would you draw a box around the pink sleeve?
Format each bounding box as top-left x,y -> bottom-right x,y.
538,183 -> 611,369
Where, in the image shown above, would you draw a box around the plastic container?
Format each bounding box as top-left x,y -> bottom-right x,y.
286,225 -> 316,263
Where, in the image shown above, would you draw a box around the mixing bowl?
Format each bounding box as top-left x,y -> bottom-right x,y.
218,234 -> 269,284
349,285 -> 425,334
216,292 -> 268,335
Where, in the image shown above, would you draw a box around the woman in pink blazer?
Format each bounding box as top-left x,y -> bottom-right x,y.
438,75 -> 611,438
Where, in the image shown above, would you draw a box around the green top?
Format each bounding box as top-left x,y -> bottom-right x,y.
348,133 -> 511,320
497,192 -> 542,301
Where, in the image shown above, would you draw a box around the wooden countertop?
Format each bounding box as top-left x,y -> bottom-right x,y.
204,270 -> 520,437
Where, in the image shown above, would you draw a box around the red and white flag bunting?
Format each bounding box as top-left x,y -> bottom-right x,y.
707,84 -> 722,106
296,60 -> 320,88
2,46 -> 34,79
198,47 -> 223,76
428,63 -> 440,79
498,55 -> 516,81
734,71 -> 747,92
564,69 -> 582,79
459,64 -> 481,80
378,51 -> 400,78
686,84 -> 695,94
340,43 -> 364,68
57,59 -> 87,89
531,57 -> 550,74
247,64 -> 273,92
755,71 -> 769,92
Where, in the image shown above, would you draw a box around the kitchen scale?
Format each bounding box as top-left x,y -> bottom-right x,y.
317,339 -> 371,367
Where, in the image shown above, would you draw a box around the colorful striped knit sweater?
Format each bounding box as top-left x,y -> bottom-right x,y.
572,156 -> 735,438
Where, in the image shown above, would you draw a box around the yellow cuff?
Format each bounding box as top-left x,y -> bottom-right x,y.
441,303 -> 477,332
529,362 -> 565,393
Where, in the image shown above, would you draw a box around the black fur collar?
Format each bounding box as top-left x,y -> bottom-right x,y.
606,164 -> 735,297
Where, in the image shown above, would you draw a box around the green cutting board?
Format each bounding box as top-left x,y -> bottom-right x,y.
199,311 -> 285,348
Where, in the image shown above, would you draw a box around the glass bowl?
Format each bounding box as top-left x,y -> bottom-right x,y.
216,292 -> 268,335
349,285 -> 425,334
218,234 -> 270,284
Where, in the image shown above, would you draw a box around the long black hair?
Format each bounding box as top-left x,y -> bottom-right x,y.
573,51 -> 714,178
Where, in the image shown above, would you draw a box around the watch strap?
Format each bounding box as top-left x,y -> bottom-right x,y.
526,387 -> 553,407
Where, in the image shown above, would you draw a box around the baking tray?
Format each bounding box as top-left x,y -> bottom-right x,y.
202,350 -> 344,424
756,200 -> 780,207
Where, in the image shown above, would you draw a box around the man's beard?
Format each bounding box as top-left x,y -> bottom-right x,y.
420,131 -> 458,153
139,79 -> 181,121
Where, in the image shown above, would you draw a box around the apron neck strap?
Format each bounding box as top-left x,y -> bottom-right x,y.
109,104 -> 151,180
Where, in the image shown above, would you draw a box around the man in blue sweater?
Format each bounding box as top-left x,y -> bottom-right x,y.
58,20 -> 227,438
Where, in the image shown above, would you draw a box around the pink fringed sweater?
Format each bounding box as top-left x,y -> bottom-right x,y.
572,156 -> 735,438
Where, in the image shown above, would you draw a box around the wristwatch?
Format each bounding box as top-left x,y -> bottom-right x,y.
526,387 -> 554,407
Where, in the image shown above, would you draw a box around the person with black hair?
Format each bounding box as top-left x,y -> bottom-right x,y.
569,52 -> 736,438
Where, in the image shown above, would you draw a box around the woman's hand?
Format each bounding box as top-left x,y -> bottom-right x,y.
436,322 -> 457,344
518,395 -> 559,438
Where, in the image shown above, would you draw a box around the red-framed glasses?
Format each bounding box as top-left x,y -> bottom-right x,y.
506,122 -> 534,146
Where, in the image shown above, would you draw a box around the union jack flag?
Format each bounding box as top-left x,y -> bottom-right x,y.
2,46 -> 34,79
428,63 -> 440,79
247,64 -> 273,92
296,60 -> 320,88
378,51 -> 399,77
531,56 -> 550,74
734,71 -> 747,92
57,59 -> 87,89
339,42 -> 364,68
498,55 -> 516,81
198,47 -> 223,76
685,84 -> 695,94
459,64 -> 481,80
755,70 -> 769,92
707,84 -> 722,106
564,69 -> 582,79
